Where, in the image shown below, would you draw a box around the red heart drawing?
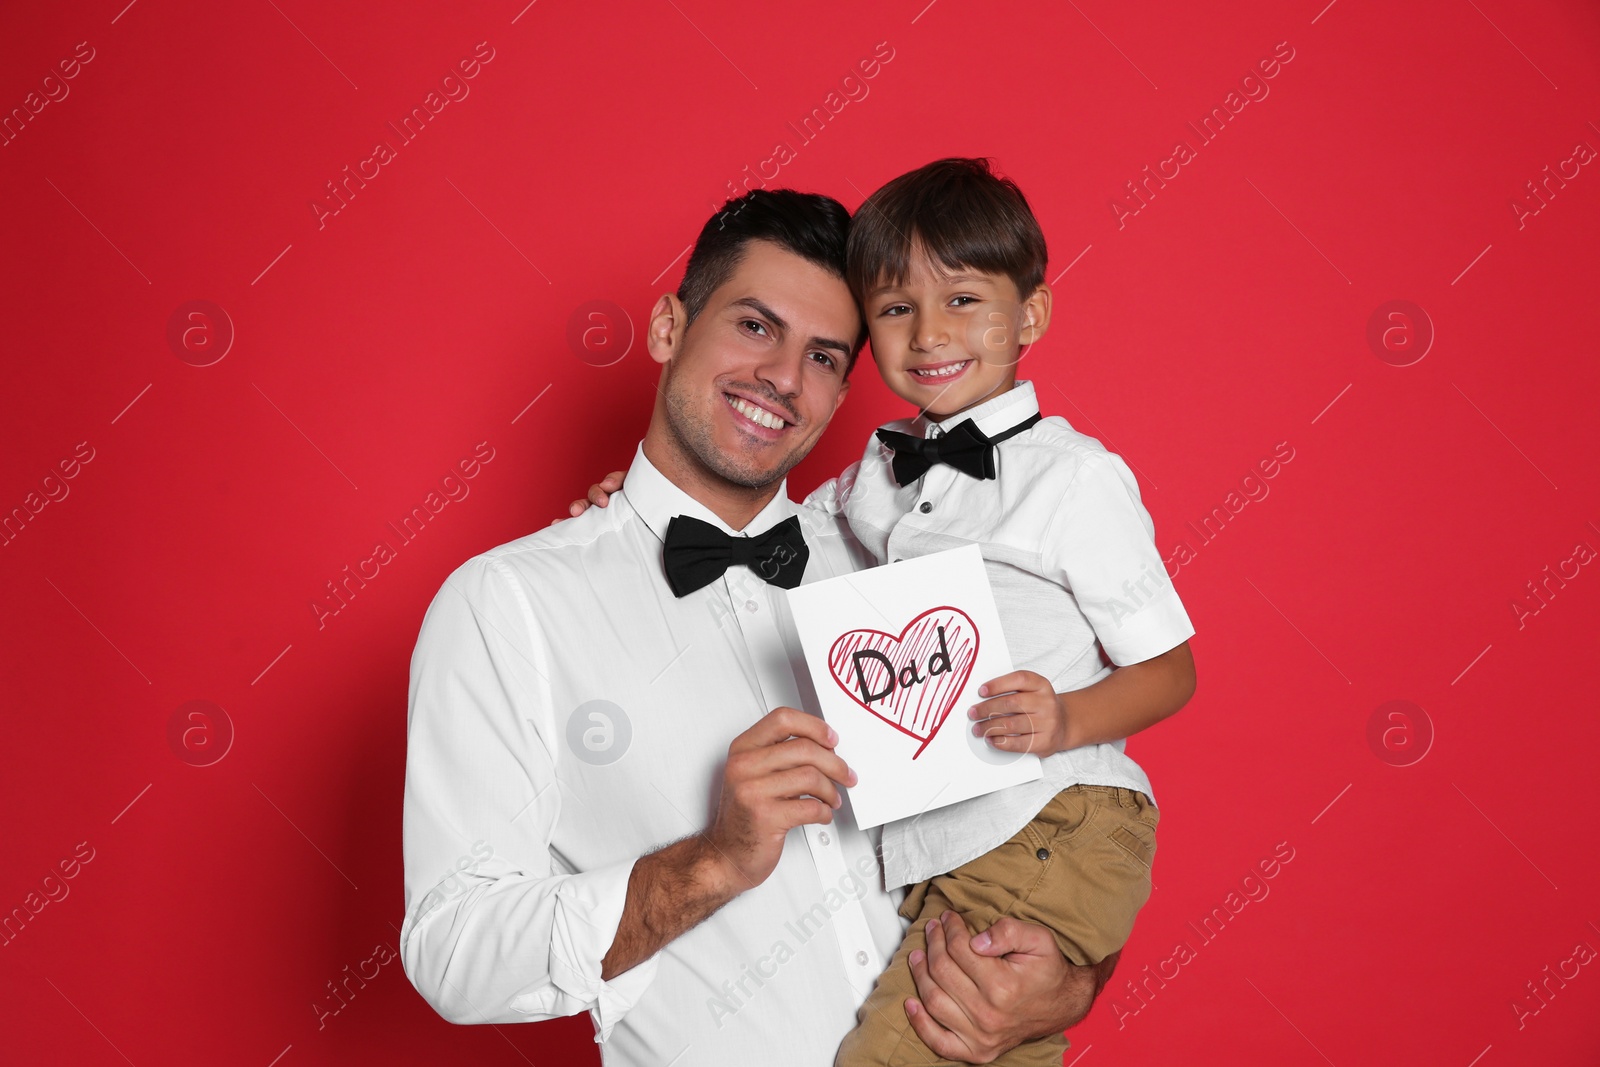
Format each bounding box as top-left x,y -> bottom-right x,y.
827,606 -> 979,759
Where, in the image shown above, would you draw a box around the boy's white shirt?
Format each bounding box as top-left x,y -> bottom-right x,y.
805,380 -> 1195,890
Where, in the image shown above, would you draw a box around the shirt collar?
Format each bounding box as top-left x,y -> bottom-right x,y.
919,380 -> 1041,440
620,441 -> 798,543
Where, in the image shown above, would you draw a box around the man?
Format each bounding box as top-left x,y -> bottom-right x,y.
401,189 -> 1108,1064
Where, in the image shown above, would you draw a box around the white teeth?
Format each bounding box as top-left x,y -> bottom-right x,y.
728,395 -> 784,430
913,361 -> 969,379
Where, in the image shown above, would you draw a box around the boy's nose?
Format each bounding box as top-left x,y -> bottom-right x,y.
913,314 -> 950,352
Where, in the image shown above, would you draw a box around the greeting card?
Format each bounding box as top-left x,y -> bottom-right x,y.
787,545 -> 1041,828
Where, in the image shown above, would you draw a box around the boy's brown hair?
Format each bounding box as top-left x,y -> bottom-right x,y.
845,157 -> 1048,304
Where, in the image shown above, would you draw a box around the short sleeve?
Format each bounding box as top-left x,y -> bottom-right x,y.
1040,453 -> 1194,665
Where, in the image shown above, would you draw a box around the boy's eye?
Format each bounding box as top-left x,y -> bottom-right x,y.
949,295 -> 978,308
880,303 -> 910,317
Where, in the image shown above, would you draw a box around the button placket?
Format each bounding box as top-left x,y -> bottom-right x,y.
912,454 -> 954,519
919,424 -> 941,517
736,563 -> 883,1006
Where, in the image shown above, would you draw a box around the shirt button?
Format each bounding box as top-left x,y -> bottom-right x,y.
818,831 -> 830,845
745,600 -> 758,612
1036,847 -> 1051,861
855,950 -> 869,966
918,501 -> 933,514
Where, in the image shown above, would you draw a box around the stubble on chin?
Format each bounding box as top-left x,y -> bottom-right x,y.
663,373 -> 807,491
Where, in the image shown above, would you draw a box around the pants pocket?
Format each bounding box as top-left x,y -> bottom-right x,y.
1107,818 -> 1155,869
1034,786 -> 1100,854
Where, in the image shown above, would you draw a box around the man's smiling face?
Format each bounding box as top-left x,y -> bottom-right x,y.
656,238 -> 859,490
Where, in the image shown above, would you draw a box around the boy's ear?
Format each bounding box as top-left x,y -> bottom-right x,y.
1018,283 -> 1053,345
646,293 -> 688,366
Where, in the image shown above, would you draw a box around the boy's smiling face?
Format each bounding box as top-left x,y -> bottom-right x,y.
863,243 -> 1052,421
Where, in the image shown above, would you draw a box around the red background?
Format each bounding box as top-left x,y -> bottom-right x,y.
3,0 -> 1598,1063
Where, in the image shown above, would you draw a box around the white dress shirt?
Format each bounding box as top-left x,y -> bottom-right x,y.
401,443 -> 908,1065
809,381 -> 1195,890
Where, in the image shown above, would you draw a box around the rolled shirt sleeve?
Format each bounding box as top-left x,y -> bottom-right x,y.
1041,452 -> 1194,664
400,555 -> 659,1039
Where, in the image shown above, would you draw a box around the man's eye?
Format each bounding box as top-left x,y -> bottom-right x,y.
741,320 -> 769,336
808,351 -> 836,369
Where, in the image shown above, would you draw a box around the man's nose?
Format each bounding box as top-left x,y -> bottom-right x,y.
754,341 -> 804,400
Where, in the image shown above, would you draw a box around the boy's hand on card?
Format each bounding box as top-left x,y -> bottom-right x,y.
969,671 -> 1071,755
567,470 -> 626,517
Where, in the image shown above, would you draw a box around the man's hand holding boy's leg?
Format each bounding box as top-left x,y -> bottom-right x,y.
905,909 -> 1106,1063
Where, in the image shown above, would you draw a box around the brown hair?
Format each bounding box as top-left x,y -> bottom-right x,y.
846,157 -> 1048,304
677,188 -> 866,370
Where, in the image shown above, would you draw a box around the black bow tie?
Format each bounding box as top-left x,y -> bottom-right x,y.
661,514 -> 809,598
875,413 -> 1041,485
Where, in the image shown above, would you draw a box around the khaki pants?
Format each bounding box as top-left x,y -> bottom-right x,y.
836,785 -> 1158,1067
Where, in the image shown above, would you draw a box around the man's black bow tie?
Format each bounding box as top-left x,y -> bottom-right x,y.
875,413 -> 1042,485
662,514 -> 809,598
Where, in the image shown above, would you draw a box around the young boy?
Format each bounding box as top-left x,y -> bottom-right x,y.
573,158 -> 1196,1066
821,157 -> 1196,1067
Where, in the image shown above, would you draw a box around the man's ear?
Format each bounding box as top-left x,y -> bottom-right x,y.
647,293 -> 688,366
830,376 -> 851,417
1018,283 -> 1053,346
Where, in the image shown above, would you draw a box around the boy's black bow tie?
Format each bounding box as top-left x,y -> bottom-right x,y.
875,413 -> 1041,485
661,514 -> 809,597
